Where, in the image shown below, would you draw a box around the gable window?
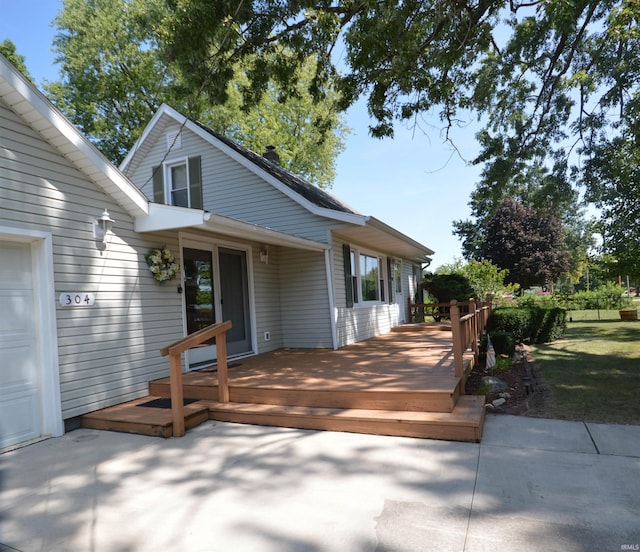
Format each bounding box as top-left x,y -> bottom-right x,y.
169,162 -> 189,207
152,156 -> 203,209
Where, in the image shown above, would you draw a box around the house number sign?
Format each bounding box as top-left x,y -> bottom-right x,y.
59,293 -> 95,307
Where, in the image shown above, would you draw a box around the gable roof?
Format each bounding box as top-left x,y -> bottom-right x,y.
121,104 -> 364,225
121,104 -> 434,262
188,117 -> 358,215
0,53 -> 149,218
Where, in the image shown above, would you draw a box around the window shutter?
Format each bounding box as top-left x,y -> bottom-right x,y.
188,156 -> 203,210
343,244 -> 354,308
152,165 -> 164,203
387,257 -> 393,304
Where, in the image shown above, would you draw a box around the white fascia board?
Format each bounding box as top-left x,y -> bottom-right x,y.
0,56 -> 149,218
119,103 -> 173,172
366,216 -> 435,256
203,213 -> 330,251
135,202 -> 206,232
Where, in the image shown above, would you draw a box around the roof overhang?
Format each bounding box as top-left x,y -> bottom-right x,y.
334,217 -> 434,263
135,203 -> 329,252
0,55 -> 149,218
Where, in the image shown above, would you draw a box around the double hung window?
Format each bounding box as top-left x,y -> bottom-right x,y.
168,162 -> 189,207
347,247 -> 386,304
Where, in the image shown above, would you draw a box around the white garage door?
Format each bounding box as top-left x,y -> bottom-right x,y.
0,241 -> 42,449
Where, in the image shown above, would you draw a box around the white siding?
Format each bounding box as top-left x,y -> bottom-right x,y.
278,249 -> 333,348
331,236 -> 404,347
125,123 -> 337,243
1,100 -> 183,419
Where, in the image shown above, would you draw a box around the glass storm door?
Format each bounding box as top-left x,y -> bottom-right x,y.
218,248 -> 252,356
183,247 -> 216,366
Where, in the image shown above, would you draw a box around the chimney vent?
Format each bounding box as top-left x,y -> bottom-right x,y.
263,145 -> 280,165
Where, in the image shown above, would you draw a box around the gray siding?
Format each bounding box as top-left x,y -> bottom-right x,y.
251,244 -> 284,353
125,122 -> 337,243
1,100 -> 183,418
278,249 -> 333,348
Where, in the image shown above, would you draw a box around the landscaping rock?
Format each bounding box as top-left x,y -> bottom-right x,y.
492,397 -> 507,407
480,376 -> 508,393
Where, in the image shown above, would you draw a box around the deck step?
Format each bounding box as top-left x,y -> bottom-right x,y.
204,395 -> 486,443
149,375 -> 462,413
80,396 -> 211,438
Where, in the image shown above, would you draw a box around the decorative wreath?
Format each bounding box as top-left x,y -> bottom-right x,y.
145,247 -> 179,284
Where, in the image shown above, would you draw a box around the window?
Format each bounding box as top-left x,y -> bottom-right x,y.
169,162 -> 189,207
349,248 -> 386,304
394,261 -> 402,293
350,250 -> 358,306
360,253 -> 380,301
152,156 -> 203,209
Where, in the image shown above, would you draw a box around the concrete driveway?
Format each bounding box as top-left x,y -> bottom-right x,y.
1,414 -> 639,552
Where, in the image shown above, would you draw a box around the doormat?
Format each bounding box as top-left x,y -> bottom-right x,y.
194,362 -> 241,373
137,398 -> 199,409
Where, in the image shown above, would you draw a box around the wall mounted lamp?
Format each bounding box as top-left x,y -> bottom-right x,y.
259,245 -> 269,264
94,208 -> 114,244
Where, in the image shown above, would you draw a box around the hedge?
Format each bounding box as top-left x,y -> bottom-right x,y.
486,306 -> 567,344
481,331 -> 516,356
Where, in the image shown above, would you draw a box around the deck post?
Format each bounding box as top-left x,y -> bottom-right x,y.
469,298 -> 479,361
169,352 -> 186,437
216,333 -> 230,403
449,299 -> 465,391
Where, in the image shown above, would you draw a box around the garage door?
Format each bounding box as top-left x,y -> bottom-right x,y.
0,241 -> 42,449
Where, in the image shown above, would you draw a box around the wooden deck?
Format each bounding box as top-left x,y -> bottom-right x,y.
82,326 -> 485,442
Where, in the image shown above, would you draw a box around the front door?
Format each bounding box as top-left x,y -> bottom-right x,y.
0,242 -> 42,448
183,243 -> 252,367
393,260 -> 406,323
183,247 -> 216,365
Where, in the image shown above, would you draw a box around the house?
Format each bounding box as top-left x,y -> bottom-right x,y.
0,53 -> 433,450
120,104 -> 434,359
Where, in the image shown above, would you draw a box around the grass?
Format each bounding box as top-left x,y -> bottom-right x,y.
528,313 -> 640,425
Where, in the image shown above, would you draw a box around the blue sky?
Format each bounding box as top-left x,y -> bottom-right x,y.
0,0 -> 483,268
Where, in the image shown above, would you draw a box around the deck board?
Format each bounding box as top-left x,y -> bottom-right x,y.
81,327 -> 485,442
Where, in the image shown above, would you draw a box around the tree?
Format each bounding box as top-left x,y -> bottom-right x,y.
422,273 -> 475,304
46,0 -> 348,187
157,1 -> 639,257
435,258 -> 519,301
453,157 -> 593,281
480,198 -> 570,290
0,39 -> 33,82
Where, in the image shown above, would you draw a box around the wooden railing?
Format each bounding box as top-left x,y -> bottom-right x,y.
160,320 -> 232,437
449,298 -> 492,392
408,300 -> 476,323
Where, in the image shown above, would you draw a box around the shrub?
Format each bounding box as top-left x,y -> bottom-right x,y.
487,306 -> 566,343
487,331 -> 516,356
422,273 -> 475,303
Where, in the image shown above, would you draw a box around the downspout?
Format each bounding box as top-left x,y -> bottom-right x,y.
324,248 -> 338,350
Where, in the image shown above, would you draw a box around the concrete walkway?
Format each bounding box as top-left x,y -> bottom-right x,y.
1,415 -> 639,552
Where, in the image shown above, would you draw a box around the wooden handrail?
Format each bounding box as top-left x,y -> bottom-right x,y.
160,320 -> 232,437
449,298 -> 493,393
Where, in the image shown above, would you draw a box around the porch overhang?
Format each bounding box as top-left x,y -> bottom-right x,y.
334,216 -> 434,264
135,203 -> 329,252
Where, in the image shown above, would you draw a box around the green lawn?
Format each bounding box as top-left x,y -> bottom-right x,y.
528,314 -> 640,425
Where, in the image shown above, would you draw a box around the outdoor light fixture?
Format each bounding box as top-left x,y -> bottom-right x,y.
94,208 -> 114,243
259,245 -> 269,264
